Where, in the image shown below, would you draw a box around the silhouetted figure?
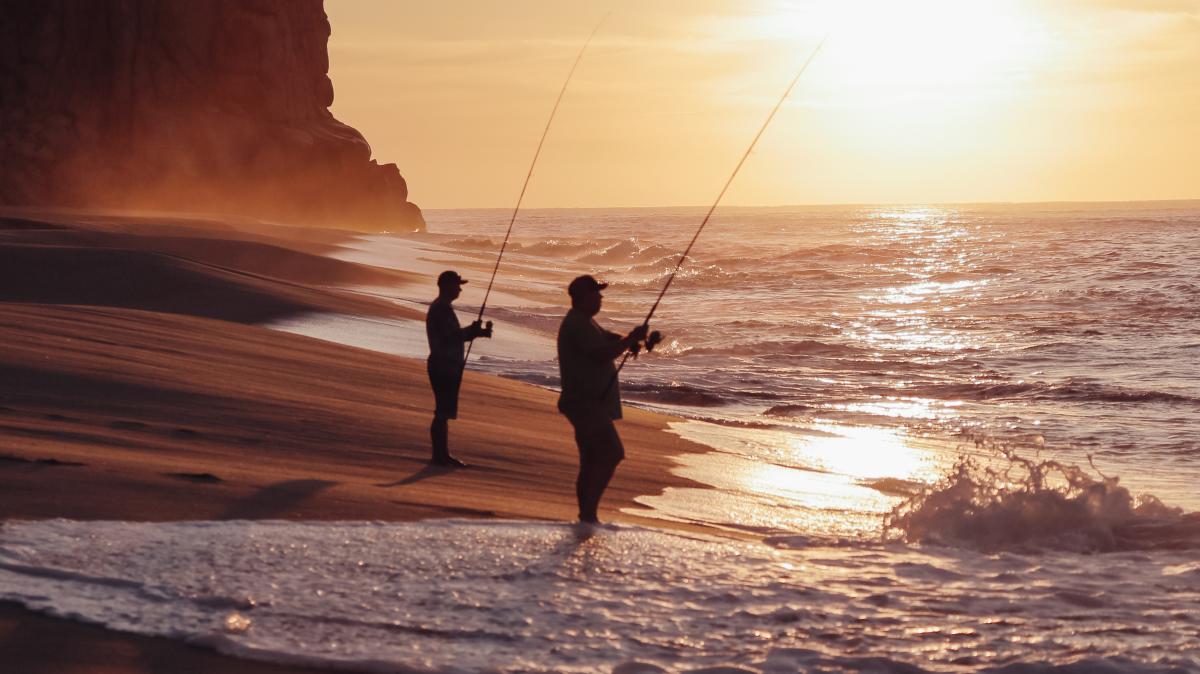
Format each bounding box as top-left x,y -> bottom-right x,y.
426,270 -> 492,467
557,275 -> 652,524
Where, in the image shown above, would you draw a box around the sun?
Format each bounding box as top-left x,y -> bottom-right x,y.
729,0 -> 1052,193
749,0 -> 1048,92
827,1 -> 1045,89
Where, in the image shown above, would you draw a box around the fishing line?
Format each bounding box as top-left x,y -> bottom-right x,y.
609,34 -> 829,386
462,11 -> 611,370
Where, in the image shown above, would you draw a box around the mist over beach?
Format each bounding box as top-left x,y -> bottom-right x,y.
3,1 -> 1200,673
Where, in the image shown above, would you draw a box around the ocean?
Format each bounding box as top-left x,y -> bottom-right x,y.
2,202 -> 1198,672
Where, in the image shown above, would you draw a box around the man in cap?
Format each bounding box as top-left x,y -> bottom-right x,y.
556,274 -> 652,524
426,270 -> 492,467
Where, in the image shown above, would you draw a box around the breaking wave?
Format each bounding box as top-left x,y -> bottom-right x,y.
509,238 -> 597,257
884,444 -> 1200,553
577,238 -> 675,264
442,235 -> 500,250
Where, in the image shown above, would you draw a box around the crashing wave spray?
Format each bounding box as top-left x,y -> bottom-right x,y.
883,440 -> 1199,553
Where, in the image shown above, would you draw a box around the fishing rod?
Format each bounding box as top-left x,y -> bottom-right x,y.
462,11 -> 611,370
608,34 -> 829,387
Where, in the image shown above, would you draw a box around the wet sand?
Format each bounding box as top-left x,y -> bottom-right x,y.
0,208 -> 707,673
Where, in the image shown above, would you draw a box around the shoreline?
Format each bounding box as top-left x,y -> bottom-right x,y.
0,209 -> 715,673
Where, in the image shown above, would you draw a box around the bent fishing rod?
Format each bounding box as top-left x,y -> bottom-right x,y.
461,11 -> 611,371
608,35 -> 829,389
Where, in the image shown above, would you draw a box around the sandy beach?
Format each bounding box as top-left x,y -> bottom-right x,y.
0,209 -> 709,673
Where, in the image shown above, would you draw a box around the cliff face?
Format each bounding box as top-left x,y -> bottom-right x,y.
0,0 -> 425,231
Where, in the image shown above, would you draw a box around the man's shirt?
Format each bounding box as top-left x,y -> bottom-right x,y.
426,298 -> 466,375
556,308 -> 622,419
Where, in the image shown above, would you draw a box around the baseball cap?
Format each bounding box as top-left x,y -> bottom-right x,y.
567,274 -> 608,298
437,270 -> 468,288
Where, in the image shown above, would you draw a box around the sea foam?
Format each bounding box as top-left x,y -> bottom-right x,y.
884,445 -> 1200,553
2,519 -> 1198,673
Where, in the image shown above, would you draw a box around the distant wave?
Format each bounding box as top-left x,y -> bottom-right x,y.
755,379 -> 1200,420
621,381 -> 733,407
500,371 -> 559,388
778,243 -> 904,264
763,403 -> 814,417
509,239 -> 596,257
577,238 -> 674,264
622,380 -> 786,407
442,235 -> 500,250
708,256 -> 849,280
681,339 -> 870,359
1044,381 -> 1199,404
895,380 -> 1200,406
618,257 -> 839,293
445,236 -> 617,258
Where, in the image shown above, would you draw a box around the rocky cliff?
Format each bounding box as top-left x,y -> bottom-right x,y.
0,0 -> 425,231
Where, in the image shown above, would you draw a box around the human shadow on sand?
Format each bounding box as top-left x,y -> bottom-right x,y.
375,463 -> 456,488
220,479 -> 336,519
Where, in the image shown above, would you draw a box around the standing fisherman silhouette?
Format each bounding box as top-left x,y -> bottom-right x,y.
556,275 -> 655,524
426,270 -> 492,467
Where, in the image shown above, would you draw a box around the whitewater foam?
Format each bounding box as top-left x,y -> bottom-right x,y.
884,445 -> 1198,553
3,519 -> 1199,673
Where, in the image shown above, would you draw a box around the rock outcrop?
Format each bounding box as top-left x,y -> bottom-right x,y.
0,0 -> 425,231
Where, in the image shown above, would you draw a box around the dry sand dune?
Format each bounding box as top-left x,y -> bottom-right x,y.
0,210 -> 706,673
0,213 -> 416,323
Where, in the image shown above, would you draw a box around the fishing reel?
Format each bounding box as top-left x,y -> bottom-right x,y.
629,330 -> 663,359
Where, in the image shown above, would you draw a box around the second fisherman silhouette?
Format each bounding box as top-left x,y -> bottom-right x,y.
425,270 -> 492,467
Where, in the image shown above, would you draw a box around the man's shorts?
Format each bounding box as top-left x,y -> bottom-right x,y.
565,409 -> 625,467
427,362 -> 461,419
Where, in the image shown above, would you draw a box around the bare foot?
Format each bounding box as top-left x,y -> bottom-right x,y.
430,455 -> 468,468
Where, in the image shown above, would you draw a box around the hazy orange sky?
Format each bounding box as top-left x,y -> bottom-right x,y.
327,1 -> 1200,209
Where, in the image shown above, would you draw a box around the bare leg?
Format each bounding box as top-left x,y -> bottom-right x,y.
578,459 -> 619,523
430,416 -> 448,461
576,465 -> 591,522
429,415 -> 468,467
570,411 -> 624,522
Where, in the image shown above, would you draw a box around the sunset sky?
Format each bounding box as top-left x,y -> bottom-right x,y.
327,1 -> 1200,209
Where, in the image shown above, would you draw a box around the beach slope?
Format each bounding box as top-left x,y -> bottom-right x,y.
0,210 -> 704,673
